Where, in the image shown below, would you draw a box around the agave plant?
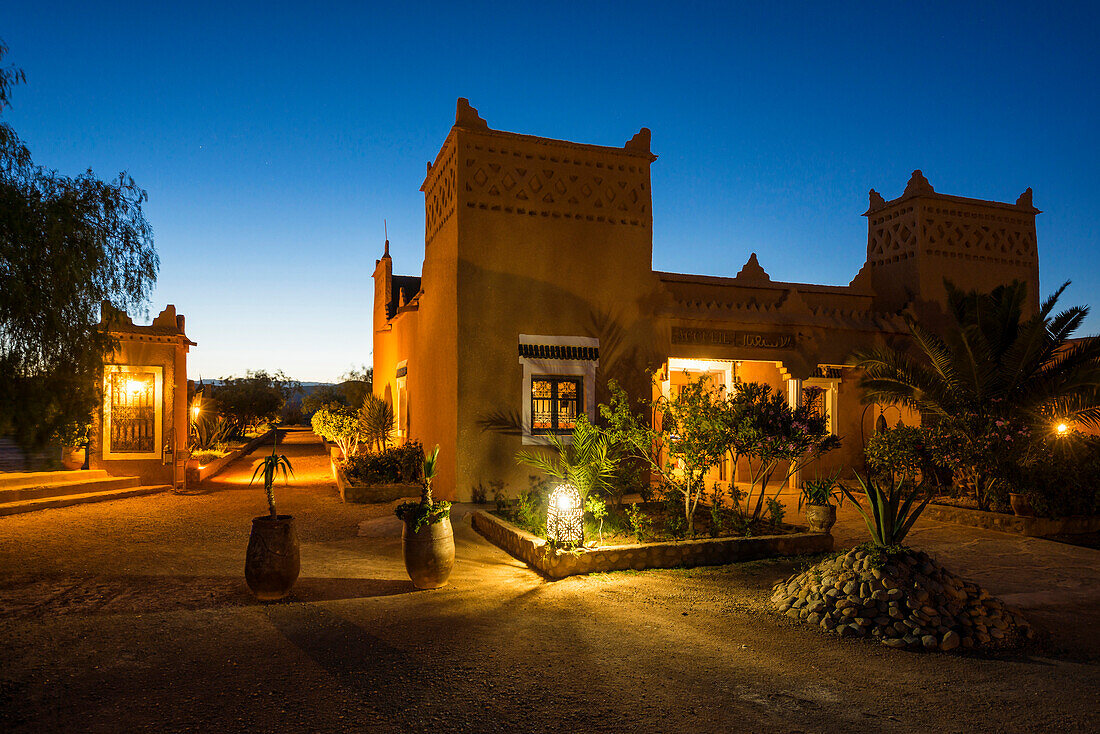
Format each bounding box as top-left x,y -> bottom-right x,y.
840,471 -> 932,547
359,394 -> 395,452
250,431 -> 294,518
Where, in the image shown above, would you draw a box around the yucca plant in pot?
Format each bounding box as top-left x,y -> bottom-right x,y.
245,430 -> 298,600
798,470 -> 844,533
395,445 -> 454,589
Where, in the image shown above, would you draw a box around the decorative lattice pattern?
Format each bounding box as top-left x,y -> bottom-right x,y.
424,146 -> 457,243
867,206 -> 918,262
868,202 -> 1037,267
461,141 -> 650,227
920,205 -> 1036,266
110,372 -> 156,453
547,484 -> 584,546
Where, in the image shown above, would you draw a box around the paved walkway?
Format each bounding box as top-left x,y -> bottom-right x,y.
0,428 -> 1097,732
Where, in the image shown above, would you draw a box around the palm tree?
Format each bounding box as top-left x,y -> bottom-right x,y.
515,414 -> 618,501
854,279 -> 1100,508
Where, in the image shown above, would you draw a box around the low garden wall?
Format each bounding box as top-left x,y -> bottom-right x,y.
471,510 -> 833,579
924,503 -> 1100,537
330,461 -> 420,504
189,429 -> 275,483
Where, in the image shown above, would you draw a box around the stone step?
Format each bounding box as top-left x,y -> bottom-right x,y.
0,475 -> 141,503
0,485 -> 171,517
0,470 -> 111,489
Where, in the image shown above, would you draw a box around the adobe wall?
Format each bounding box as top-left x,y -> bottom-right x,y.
446,108 -> 662,500
91,305 -> 191,487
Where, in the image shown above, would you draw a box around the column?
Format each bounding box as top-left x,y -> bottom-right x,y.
786,378 -> 803,490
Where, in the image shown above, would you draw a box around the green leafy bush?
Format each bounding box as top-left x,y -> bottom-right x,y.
311,403 -> 361,459
1006,433 -> 1100,518
344,441 -> 424,485
865,423 -> 926,481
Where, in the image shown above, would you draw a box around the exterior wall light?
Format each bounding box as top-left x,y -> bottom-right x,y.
546,484 -> 584,547
191,404 -> 201,419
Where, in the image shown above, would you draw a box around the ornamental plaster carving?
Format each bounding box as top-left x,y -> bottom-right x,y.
459,141 -> 651,227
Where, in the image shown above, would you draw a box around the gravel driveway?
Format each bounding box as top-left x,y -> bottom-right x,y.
1,428 -> 1097,732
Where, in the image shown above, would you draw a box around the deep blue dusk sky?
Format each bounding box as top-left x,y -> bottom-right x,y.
5,2 -> 1098,382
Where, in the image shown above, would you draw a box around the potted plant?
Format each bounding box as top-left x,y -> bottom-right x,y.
1008,491 -> 1035,517
245,431 -> 298,600
395,445 -> 454,589
798,471 -> 844,533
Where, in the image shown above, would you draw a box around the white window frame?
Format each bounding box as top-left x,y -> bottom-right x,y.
519,334 -> 598,446
103,364 -> 164,460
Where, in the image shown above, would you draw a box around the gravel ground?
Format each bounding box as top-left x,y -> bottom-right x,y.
1,428 -> 1098,733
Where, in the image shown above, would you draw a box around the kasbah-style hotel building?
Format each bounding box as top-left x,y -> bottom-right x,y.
373,99 -> 1042,501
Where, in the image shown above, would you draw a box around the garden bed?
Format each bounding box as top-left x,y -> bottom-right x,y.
187,429 -> 275,483
924,502 -> 1100,537
331,461 -> 420,503
472,510 -> 832,579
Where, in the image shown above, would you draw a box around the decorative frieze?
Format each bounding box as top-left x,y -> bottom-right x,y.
460,141 -> 651,227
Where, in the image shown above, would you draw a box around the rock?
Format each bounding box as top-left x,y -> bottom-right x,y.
770,548 -> 1029,654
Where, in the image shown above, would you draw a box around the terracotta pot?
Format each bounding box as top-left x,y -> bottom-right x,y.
245,515 -> 300,600
1009,493 -> 1035,518
61,447 -> 84,471
805,503 -> 837,534
402,515 -> 455,589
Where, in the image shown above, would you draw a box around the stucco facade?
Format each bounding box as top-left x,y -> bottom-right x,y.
91,303 -> 194,487
374,99 -> 1041,501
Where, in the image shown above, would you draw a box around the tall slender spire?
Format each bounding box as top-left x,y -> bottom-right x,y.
383,219 -> 390,258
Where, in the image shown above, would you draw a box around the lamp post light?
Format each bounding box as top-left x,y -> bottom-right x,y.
546,484 -> 584,547
1055,422 -> 1069,436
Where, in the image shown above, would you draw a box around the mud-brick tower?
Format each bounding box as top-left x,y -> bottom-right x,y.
863,170 -> 1041,315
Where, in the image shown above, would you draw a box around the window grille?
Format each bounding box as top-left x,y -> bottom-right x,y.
110,372 -> 156,453
531,376 -> 582,434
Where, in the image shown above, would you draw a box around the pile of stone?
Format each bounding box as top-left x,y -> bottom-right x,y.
771,545 -> 1033,652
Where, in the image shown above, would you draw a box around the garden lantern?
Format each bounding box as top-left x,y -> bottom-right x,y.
546,484 -> 584,546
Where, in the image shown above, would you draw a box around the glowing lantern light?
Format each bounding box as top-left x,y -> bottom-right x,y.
1056,422 -> 1069,436
191,404 -> 201,419
546,484 -> 584,546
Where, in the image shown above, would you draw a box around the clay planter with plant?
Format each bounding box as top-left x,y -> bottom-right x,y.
395,445 -> 454,589
1008,491 -> 1035,517
798,471 -> 844,533
245,432 -> 299,600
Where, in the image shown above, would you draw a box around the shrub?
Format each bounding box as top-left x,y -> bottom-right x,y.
311,403 -> 361,459
865,423 -> 926,482
1005,433 -> 1100,518
343,441 -> 424,485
